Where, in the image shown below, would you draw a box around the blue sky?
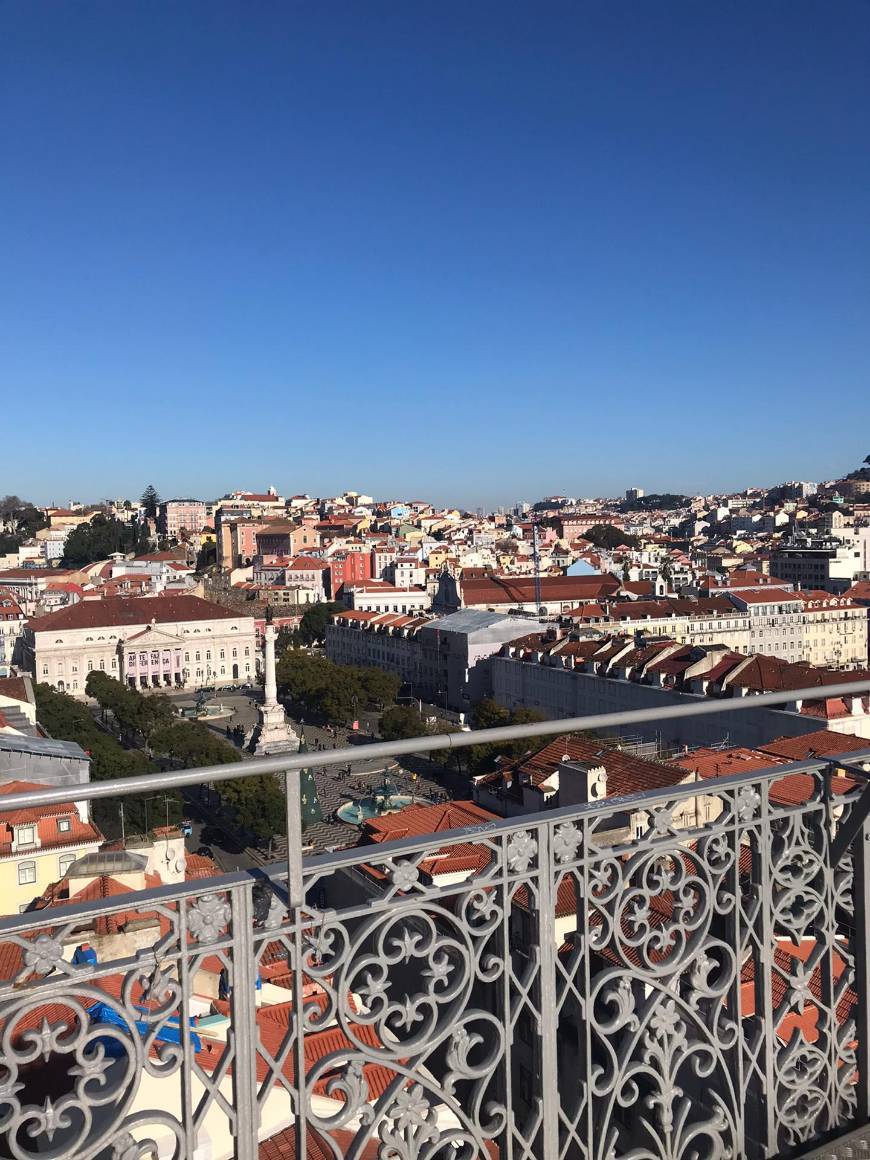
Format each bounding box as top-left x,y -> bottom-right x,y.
3,2 -> 869,508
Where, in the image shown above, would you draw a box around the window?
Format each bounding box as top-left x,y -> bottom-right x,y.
220,649 -> 225,659
42,665 -> 48,676
206,651 -> 211,661
58,817 -> 71,833
17,825 -> 35,847
58,853 -> 76,877
18,861 -> 36,885
244,647 -> 250,656
100,659 -> 105,670
232,648 -> 237,658
195,651 -> 201,662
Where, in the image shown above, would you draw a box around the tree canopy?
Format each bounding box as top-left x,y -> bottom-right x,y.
0,496 -> 49,552
466,699 -> 547,772
86,670 -> 175,742
141,485 -> 161,519
581,524 -> 640,551
275,648 -> 400,723
298,601 -> 344,645
618,493 -> 689,512
63,515 -> 149,566
34,682 -> 158,838
379,704 -> 427,741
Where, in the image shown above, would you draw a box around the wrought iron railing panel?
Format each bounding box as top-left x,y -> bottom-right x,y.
0,751 -> 868,1158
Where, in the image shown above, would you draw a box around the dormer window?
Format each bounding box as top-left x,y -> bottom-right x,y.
58,817 -> 71,833
16,825 -> 35,847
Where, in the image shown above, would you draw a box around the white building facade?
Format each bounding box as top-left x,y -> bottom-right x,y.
24,594 -> 257,694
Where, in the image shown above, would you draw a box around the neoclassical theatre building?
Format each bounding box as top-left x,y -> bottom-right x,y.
24,594 -> 258,693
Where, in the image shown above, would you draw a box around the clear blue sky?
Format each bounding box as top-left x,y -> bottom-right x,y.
3,2 -> 869,509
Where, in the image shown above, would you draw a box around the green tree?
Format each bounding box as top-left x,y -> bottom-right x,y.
298,601 -> 343,645
471,698 -> 510,729
275,626 -> 300,657
221,774 -> 286,844
466,701 -> 546,773
380,705 -> 426,741
33,683 -> 158,837
357,666 -> 400,708
62,515 -> 140,566
141,484 -> 161,520
150,721 -> 238,767
0,496 -> 48,548
582,524 -> 640,551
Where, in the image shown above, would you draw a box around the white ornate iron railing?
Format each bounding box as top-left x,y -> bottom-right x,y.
0,681 -> 869,1159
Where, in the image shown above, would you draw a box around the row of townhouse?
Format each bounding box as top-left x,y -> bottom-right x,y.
564,588 -> 868,668
491,630 -> 870,749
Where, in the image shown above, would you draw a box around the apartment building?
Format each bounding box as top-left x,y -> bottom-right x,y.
158,499 -> 207,541
326,608 -> 540,709
772,527 -> 870,593
341,580 -> 431,615
0,780 -> 103,913
730,588 -> 868,667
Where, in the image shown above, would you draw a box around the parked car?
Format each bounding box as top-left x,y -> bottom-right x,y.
195,845 -> 214,859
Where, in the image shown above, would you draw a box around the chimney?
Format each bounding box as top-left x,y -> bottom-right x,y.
556,759 -> 608,809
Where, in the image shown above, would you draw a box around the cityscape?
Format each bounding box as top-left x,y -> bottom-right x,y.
0,467 -> 869,1157
4,3 -> 870,1159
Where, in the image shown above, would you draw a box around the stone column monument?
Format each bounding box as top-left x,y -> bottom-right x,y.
251,610 -> 299,756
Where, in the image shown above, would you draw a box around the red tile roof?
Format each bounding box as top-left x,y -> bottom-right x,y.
672,747 -> 786,780
461,574 -> 619,605
0,783 -> 103,854
28,593 -> 248,631
362,801 -> 497,879
0,677 -> 29,704
496,735 -> 686,797
758,730 -> 870,762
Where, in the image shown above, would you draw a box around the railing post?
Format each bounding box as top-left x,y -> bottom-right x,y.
284,763 -> 308,1157
285,766 -> 303,908
230,883 -> 260,1160
535,819 -> 560,1159
756,780 -> 778,1158
853,815 -> 870,1124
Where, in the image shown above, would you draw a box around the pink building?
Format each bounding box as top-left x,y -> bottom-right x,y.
160,499 -> 207,541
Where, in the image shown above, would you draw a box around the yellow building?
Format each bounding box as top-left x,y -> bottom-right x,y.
0,781 -> 103,914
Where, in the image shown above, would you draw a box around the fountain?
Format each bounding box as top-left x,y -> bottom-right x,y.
336,778 -> 416,825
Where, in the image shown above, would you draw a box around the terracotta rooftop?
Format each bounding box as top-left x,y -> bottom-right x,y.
495,735 -> 687,797
28,593 -> 249,631
758,730 -> 870,762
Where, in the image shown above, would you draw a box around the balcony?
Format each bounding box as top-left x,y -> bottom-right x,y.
0,686 -> 869,1159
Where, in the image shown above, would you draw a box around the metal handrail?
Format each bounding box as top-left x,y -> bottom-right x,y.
1,677 -> 868,812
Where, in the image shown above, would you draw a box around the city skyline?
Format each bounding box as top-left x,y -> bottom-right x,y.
17,446 -> 868,513
4,2 -> 869,504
